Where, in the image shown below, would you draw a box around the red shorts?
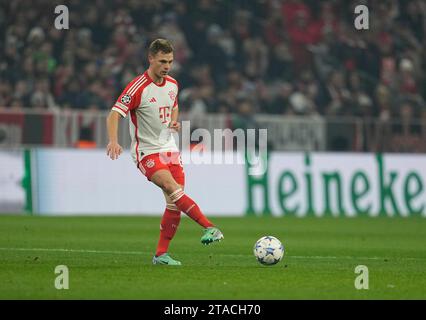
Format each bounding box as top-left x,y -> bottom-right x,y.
138,152 -> 185,186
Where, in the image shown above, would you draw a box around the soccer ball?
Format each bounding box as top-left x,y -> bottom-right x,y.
253,236 -> 285,265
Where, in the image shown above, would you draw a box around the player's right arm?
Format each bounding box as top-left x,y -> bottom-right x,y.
106,75 -> 144,160
106,110 -> 123,160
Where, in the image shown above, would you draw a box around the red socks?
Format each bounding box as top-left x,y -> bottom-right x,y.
169,189 -> 214,228
156,189 -> 214,256
155,206 -> 181,256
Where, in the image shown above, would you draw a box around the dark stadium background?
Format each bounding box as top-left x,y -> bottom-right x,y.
0,0 -> 425,301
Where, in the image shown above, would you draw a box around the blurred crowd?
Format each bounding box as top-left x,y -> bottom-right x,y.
0,0 -> 425,124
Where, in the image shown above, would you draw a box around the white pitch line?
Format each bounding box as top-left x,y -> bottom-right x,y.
290,255 -> 419,261
0,247 -> 148,255
0,247 -> 424,261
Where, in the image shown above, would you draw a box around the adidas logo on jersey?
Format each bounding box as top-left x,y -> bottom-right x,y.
149,97 -> 157,103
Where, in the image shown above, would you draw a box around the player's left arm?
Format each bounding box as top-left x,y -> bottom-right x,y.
169,86 -> 180,132
169,107 -> 180,132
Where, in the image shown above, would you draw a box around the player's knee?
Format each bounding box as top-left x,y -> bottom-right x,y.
161,180 -> 179,194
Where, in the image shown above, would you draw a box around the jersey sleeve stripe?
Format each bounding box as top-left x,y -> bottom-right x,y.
112,106 -> 127,117
115,102 -> 129,110
126,76 -> 144,94
114,104 -> 127,113
128,78 -> 147,96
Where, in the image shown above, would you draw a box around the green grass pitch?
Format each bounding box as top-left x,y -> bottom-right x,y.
0,215 -> 425,299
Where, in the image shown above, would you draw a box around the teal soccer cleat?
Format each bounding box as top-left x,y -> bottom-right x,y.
152,253 -> 182,265
201,227 -> 224,245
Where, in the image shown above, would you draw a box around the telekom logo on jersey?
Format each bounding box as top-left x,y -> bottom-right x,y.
159,106 -> 171,124
158,121 -> 268,176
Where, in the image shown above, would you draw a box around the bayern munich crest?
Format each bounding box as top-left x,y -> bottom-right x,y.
121,94 -> 132,105
168,90 -> 176,101
145,159 -> 155,168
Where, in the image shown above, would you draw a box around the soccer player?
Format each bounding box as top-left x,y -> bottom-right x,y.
106,39 -> 223,265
